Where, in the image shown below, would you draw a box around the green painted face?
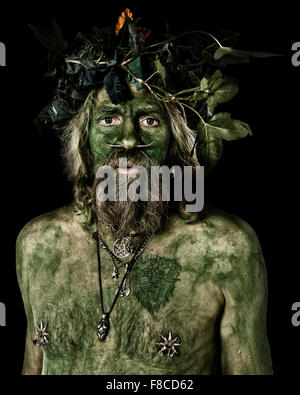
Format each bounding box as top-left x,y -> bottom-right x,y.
89,84 -> 172,165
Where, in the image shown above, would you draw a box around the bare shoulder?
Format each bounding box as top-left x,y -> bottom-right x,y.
16,204 -> 88,276
16,205 -> 78,249
164,206 -> 265,282
167,205 -> 261,249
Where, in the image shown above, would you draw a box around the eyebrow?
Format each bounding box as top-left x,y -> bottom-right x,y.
96,105 -> 121,115
95,102 -> 164,115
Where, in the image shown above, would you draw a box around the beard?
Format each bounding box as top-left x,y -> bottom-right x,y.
91,150 -> 169,239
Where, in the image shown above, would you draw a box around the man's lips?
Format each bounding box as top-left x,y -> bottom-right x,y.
115,166 -> 140,175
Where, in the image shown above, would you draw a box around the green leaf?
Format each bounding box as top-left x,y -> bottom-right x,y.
191,77 -> 209,103
196,133 -> 223,174
205,70 -> 239,113
127,56 -> 144,90
195,112 -> 252,174
200,76 -> 208,91
154,56 -> 167,88
207,112 -> 252,140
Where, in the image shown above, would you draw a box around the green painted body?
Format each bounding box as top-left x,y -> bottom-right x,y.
16,84 -> 272,374
16,205 -> 273,375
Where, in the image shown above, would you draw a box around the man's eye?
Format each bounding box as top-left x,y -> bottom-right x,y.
140,117 -> 159,127
99,116 -> 122,126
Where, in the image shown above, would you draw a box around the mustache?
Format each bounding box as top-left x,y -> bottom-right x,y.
108,142 -> 154,148
93,149 -> 159,174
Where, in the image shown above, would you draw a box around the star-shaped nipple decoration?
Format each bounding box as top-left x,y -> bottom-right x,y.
157,330 -> 181,357
32,321 -> 49,348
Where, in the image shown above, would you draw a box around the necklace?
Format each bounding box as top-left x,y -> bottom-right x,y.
113,236 -> 136,259
93,231 -> 153,341
96,233 -> 137,279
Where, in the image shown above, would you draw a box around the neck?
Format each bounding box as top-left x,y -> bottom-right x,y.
96,220 -> 146,250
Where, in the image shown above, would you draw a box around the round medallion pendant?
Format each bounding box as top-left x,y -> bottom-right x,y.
113,237 -> 136,259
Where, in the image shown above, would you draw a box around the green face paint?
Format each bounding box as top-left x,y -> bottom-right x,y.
89,84 -> 172,165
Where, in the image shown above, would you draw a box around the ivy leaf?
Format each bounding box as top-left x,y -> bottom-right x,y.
205,70 -> 239,114
154,56 -> 167,88
194,70 -> 238,113
207,112 -> 252,140
196,133 -> 223,174
200,77 -> 209,91
196,112 -> 252,174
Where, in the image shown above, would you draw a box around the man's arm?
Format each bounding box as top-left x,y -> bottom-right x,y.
16,228 -> 43,375
219,221 -> 273,375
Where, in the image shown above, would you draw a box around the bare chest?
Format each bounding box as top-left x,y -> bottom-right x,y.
29,232 -> 224,374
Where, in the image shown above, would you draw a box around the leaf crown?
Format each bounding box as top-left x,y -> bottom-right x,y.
30,10 -> 279,173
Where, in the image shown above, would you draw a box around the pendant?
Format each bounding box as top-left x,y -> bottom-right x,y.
120,264 -> 130,297
112,267 -> 119,278
113,237 -> 136,259
120,277 -> 131,297
114,276 -> 131,297
120,287 -> 131,297
97,313 -> 110,341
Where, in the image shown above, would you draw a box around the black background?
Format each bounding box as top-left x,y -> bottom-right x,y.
0,0 -> 299,376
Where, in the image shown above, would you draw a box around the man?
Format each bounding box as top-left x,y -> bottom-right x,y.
17,13 -> 273,374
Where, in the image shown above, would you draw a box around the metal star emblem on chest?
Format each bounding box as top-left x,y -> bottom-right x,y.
157,331 -> 181,357
33,321 -> 49,347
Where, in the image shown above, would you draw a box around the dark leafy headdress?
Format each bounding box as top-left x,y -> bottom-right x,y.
30,9 -> 280,173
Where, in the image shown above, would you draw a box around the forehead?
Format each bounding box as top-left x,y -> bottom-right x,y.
94,84 -> 165,112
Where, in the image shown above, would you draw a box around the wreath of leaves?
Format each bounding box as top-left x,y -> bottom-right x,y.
29,17 -> 280,174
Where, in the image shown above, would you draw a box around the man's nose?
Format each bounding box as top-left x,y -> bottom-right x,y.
119,118 -> 139,150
